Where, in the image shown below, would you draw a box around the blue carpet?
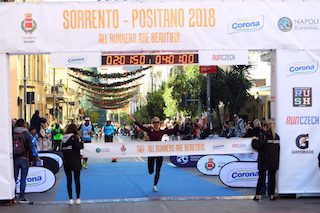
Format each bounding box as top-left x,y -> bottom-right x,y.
55,162 -> 239,200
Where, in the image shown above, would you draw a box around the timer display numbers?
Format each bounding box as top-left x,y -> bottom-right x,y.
102,53 -> 198,66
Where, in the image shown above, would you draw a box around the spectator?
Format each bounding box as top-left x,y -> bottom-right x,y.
30,110 -> 46,134
234,114 -> 246,137
61,124 -> 84,205
13,118 -> 33,204
28,126 -> 41,166
252,120 -> 280,201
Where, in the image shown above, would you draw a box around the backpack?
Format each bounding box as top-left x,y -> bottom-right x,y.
13,133 -> 26,155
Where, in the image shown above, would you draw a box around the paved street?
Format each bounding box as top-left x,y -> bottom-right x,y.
1,197 -> 320,213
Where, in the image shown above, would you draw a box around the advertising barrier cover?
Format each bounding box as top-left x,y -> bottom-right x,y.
170,155 -> 204,167
16,167 -> 56,193
39,152 -> 63,168
219,161 -> 258,188
197,155 -> 239,176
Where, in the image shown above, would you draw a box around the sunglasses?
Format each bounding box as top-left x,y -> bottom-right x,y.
153,121 -> 160,124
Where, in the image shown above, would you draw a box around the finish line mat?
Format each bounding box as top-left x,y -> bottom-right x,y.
54,162 -> 240,201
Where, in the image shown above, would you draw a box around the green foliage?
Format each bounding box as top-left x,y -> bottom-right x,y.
133,85 -> 166,123
87,111 -> 99,124
165,65 -> 206,118
163,86 -> 177,118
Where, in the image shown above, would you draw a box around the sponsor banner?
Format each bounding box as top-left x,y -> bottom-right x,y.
51,52 -> 101,68
219,161 -> 258,188
38,152 -> 63,168
1,2 -> 320,53
197,155 -> 239,176
199,50 -> 248,65
170,155 -> 204,167
16,167 -> 56,193
230,153 -> 258,162
83,138 -> 255,158
275,49 -> 320,194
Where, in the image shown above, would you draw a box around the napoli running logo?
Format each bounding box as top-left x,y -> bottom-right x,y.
296,134 -> 309,149
176,155 -> 189,164
278,17 -> 292,32
21,13 -> 37,34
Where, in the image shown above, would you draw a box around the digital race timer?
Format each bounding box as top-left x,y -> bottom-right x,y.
101,53 -> 198,66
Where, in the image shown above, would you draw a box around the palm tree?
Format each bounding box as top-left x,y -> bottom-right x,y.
210,65 -> 253,131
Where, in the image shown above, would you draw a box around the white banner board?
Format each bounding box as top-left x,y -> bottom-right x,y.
16,167 -> 56,193
1,1 -> 320,53
197,155 -> 239,176
199,50 -> 248,65
275,49 -> 320,194
38,152 -> 63,168
51,52 -> 101,68
83,138 -> 255,158
219,161 -> 258,188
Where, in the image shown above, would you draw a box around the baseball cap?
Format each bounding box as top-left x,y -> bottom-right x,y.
84,117 -> 90,121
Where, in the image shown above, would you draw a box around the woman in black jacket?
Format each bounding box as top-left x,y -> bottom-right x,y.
61,124 -> 84,205
252,120 -> 280,201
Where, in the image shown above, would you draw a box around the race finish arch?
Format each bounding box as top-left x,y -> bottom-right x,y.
1,0 -> 320,200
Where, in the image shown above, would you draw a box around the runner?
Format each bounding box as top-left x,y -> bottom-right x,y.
128,114 -> 179,192
78,117 -> 94,169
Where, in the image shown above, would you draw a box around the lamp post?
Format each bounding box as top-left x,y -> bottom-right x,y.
23,55 -> 27,120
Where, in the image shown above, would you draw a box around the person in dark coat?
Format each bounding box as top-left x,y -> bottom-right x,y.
252,120 -> 280,201
129,114 -> 179,192
30,110 -> 46,134
61,124 -> 84,205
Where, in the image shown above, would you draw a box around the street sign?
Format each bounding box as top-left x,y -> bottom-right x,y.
26,92 -> 35,104
199,66 -> 217,74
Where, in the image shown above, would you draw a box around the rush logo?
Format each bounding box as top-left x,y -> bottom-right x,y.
293,87 -> 312,107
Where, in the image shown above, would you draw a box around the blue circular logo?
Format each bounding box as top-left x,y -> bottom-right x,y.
96,148 -> 101,153
278,17 -> 292,32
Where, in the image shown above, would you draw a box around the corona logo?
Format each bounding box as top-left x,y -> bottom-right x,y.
21,13 -> 37,34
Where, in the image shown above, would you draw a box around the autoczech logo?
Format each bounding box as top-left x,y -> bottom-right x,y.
228,15 -> 264,33
286,60 -> 318,76
293,87 -> 312,107
21,13 -> 37,34
278,17 -> 292,32
292,134 -> 314,154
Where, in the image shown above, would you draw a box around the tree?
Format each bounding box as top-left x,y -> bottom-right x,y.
164,66 -> 206,119
210,65 -> 253,131
133,85 -> 166,123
